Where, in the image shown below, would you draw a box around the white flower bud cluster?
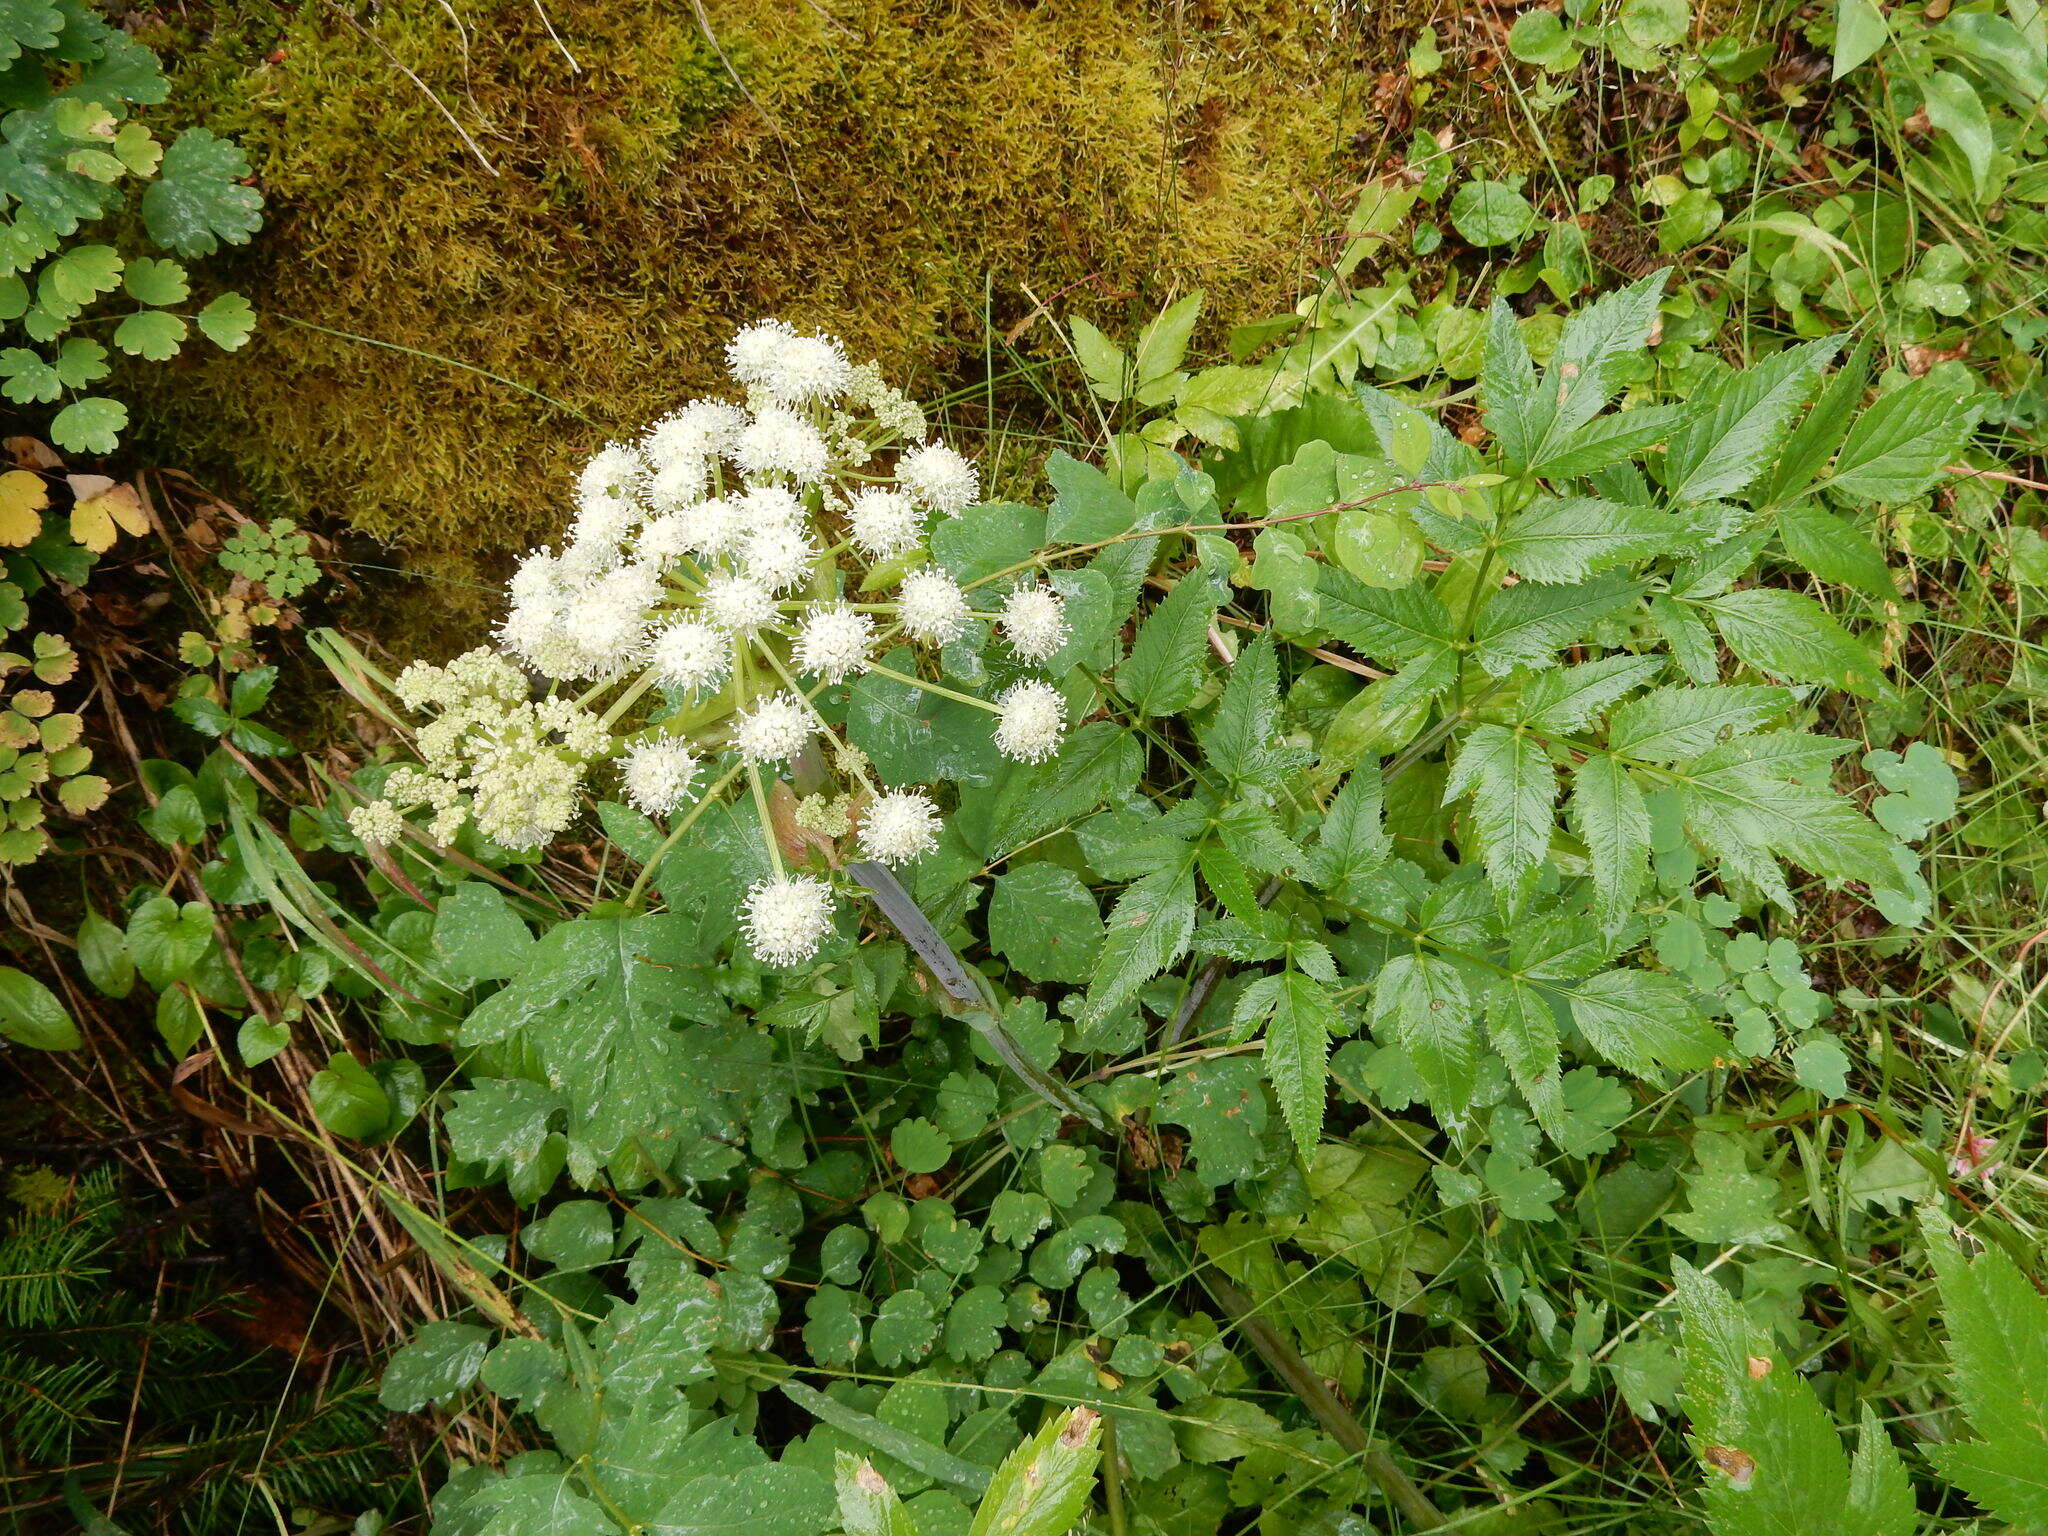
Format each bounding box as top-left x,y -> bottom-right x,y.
368,319 -> 1078,970
348,648 -> 607,852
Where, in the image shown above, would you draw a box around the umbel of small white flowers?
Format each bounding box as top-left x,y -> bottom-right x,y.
348,319 -> 1075,968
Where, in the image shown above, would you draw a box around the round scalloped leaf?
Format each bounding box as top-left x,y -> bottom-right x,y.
113,309 -> 185,361
196,290 -> 254,350
121,254 -> 187,305
0,467 -> 46,544
56,772 -> 107,813
49,395 -> 126,454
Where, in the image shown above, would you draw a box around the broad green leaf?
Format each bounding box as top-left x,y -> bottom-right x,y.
1304,767 -> 1390,899
988,863 -> 1102,984
1563,968 -> 1722,1077
1922,69 -> 1997,202
1832,0 -> 1889,76
49,395 -> 126,454
1921,1210 -> 2048,1527
1495,496 -> 1678,582
1044,449 -> 1136,544
1568,754 -> 1651,914
982,720 -> 1142,857
835,1456 -> 919,1536
1133,290 -> 1203,404
1527,404 -> 1683,479
1824,375 -> 1976,502
126,895 -> 212,988
1076,866 -> 1196,1037
432,881 -> 535,982
112,309 -> 185,360
1200,633 -> 1282,786
1472,576 -> 1645,676
1608,685 -> 1791,762
456,913 -> 727,1158
195,290 -> 255,349
1118,574 -> 1219,717
1068,314 -> 1130,401
142,128 -> 263,256
1759,338 -> 1873,506
121,255 -> 188,305
1445,723 -> 1555,889
1676,1260 -> 1915,1536
967,1408 -> 1102,1536
1448,180 -> 1534,246
847,648 -> 1004,786
1259,969 -> 1342,1158
1374,952 -> 1480,1114
1664,339 -> 1836,504
1690,588 -> 1888,698
1480,298 -> 1540,464
1670,1136 -> 1788,1251
1522,270 -> 1669,464
309,1051 -> 393,1140
1777,503 -> 1894,596
75,910 -> 132,1000
1487,978 -> 1563,1137
1315,563 -> 1454,663
0,963 -> 80,1049
931,503 -> 1046,584
1518,654 -> 1662,732
379,1320 -> 491,1411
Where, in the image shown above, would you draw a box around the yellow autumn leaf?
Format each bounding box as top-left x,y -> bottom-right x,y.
69,481 -> 150,553
0,470 -> 49,547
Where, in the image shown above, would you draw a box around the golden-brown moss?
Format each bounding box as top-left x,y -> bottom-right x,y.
137,0 -> 1392,584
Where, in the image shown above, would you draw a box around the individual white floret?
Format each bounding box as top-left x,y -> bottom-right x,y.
726,320 -> 853,404
994,679 -> 1065,763
348,799 -> 407,844
741,522 -> 819,592
858,790 -> 940,866
792,606 -> 875,683
702,573 -> 780,634
508,549 -> 562,610
731,406 -> 831,484
999,585 -> 1069,663
895,568 -> 970,645
674,496 -> 745,558
619,739 -> 701,817
645,453 -> 711,511
897,441 -> 979,514
846,488 -> 924,560
638,511 -> 697,563
560,562 -> 661,676
647,617 -> 732,692
732,692 -> 812,764
556,536 -> 621,584
576,444 -> 646,531
736,483 -> 807,531
644,399 -> 746,468
742,874 -> 835,966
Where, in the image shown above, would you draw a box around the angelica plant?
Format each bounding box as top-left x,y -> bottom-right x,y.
349,321 -> 1077,966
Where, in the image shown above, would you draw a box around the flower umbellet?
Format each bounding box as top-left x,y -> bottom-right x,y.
348,321 -> 1070,965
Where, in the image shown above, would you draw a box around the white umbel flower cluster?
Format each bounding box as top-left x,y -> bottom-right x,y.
858,790 -> 942,866
743,875 -> 836,967
999,585 -> 1069,663
368,319 -> 1078,970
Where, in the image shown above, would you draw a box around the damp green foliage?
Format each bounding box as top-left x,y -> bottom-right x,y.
137,0 -> 1405,580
